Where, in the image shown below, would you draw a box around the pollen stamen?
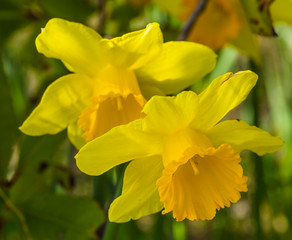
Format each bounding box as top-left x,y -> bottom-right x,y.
190,157 -> 200,175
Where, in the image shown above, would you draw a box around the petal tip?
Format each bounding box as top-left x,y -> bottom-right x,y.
18,122 -> 37,136
237,70 -> 259,81
18,124 -> 29,134
108,203 -> 127,223
146,22 -> 160,29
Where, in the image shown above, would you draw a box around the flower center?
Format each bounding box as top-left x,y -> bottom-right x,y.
78,65 -> 146,142
157,128 -> 248,221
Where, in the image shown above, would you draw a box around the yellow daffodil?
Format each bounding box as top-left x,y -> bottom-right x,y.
20,18 -> 216,148
76,70 -> 284,222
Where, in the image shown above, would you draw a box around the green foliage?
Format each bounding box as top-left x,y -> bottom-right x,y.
0,132 -> 104,239
0,61 -> 18,180
1,190 -> 104,240
16,193 -> 103,240
38,0 -> 95,22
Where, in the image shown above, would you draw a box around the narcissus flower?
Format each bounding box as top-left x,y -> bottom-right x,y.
76,70 -> 284,222
20,18 -> 216,148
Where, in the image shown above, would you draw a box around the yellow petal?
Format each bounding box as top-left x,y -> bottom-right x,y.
112,23 -> 162,50
112,23 -> 162,58
142,91 -> 199,135
20,74 -> 92,136
136,41 -> 216,94
36,18 -> 104,77
101,23 -> 163,69
75,119 -> 163,176
207,120 -> 284,156
67,122 -> 86,150
109,156 -> 164,222
91,64 -> 143,97
157,144 -> 247,221
192,71 -> 258,130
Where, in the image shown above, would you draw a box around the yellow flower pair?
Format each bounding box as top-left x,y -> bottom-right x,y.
21,19 -> 284,222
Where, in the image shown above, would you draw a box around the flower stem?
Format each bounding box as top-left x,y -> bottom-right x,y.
251,62 -> 266,240
102,165 -> 125,240
178,0 -> 208,40
0,187 -> 32,240
97,0 -> 107,35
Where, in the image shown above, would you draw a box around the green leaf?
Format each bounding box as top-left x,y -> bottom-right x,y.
18,193 -> 104,240
1,191 -> 104,240
10,169 -> 49,204
9,132 -> 67,203
0,0 -> 24,45
241,0 -> 276,36
17,132 -> 67,169
6,154 -> 104,240
2,23 -> 43,119
0,213 -> 24,240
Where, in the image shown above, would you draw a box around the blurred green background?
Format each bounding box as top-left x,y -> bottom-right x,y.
0,0 -> 292,239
